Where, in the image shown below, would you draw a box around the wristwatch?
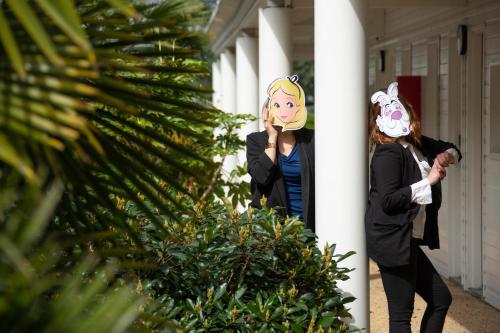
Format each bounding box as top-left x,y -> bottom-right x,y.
265,141 -> 277,149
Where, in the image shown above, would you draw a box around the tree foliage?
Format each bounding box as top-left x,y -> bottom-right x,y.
0,1 -> 353,332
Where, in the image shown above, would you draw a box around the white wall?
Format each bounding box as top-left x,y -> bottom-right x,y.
483,19 -> 500,309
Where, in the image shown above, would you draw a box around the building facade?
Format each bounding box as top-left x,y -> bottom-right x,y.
368,0 -> 500,311
207,0 -> 500,329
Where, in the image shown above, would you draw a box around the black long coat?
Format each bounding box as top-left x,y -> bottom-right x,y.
246,128 -> 315,231
365,136 -> 462,267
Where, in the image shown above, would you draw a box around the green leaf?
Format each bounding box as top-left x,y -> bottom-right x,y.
0,134 -> 36,182
342,296 -> 356,304
317,315 -> 335,328
235,287 -> 246,300
335,250 -> 356,263
290,323 -> 304,333
0,7 -> 26,78
35,0 -> 90,51
213,282 -> 227,302
105,0 -> 138,17
6,0 -> 63,64
17,179 -> 64,250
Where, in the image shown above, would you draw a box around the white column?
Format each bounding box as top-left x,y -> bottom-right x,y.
236,36 -> 259,168
220,49 -> 237,176
212,60 -> 222,109
258,7 -> 292,131
315,0 -> 369,331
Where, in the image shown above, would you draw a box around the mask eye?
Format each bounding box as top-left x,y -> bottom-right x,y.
286,102 -> 294,108
274,102 -> 280,108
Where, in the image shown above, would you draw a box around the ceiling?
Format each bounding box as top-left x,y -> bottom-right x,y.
207,0 -> 467,60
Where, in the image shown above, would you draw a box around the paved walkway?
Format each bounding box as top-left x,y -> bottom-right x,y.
369,260 -> 500,333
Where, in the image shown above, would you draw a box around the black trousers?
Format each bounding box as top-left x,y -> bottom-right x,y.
378,239 -> 452,333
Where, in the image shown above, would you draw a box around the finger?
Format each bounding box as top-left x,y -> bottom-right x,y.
438,158 -> 449,168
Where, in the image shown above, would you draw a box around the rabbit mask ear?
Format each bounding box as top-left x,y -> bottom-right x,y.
387,82 -> 399,98
371,91 -> 389,105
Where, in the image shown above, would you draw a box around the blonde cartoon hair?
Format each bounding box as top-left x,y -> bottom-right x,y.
266,75 -> 307,131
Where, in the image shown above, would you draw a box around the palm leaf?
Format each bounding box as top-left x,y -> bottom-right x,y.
0,0 -> 219,240
5,0 -> 63,65
0,7 -> 26,78
0,176 -> 151,333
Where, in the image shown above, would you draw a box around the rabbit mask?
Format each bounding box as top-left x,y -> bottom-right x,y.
371,82 -> 411,138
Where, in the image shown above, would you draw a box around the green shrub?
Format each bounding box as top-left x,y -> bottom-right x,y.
131,201 -> 355,332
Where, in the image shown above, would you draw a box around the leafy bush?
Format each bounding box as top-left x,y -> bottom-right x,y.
129,201 -> 355,332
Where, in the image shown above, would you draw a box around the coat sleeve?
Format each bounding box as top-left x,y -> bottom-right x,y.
372,144 -> 413,215
246,133 -> 278,186
421,136 -> 463,162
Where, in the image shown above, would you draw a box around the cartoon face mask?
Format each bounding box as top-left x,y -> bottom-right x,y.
371,82 -> 411,138
267,75 -> 307,131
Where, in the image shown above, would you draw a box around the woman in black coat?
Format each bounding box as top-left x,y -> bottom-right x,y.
246,76 -> 315,231
365,82 -> 461,333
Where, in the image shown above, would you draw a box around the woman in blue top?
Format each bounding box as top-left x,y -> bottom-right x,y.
246,75 -> 315,231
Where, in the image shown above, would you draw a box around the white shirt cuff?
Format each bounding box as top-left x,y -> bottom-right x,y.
446,148 -> 459,163
410,178 -> 432,205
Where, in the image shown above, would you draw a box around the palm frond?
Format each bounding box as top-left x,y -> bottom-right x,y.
0,175 -> 151,333
0,0 -> 220,239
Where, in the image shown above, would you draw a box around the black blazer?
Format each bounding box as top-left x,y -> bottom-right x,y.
246,128 -> 315,231
365,136 -> 462,267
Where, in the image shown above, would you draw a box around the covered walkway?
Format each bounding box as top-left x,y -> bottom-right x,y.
208,0 -> 500,331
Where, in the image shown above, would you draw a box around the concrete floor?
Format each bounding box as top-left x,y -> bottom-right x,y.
369,260 -> 500,333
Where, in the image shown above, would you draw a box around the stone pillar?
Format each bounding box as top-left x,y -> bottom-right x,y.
236,36 -> 259,168
258,6 -> 293,131
315,0 -> 369,330
220,49 -> 237,176
212,60 -> 222,109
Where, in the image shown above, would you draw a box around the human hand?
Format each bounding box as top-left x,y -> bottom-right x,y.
262,98 -> 279,142
435,151 -> 455,168
427,160 -> 446,185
